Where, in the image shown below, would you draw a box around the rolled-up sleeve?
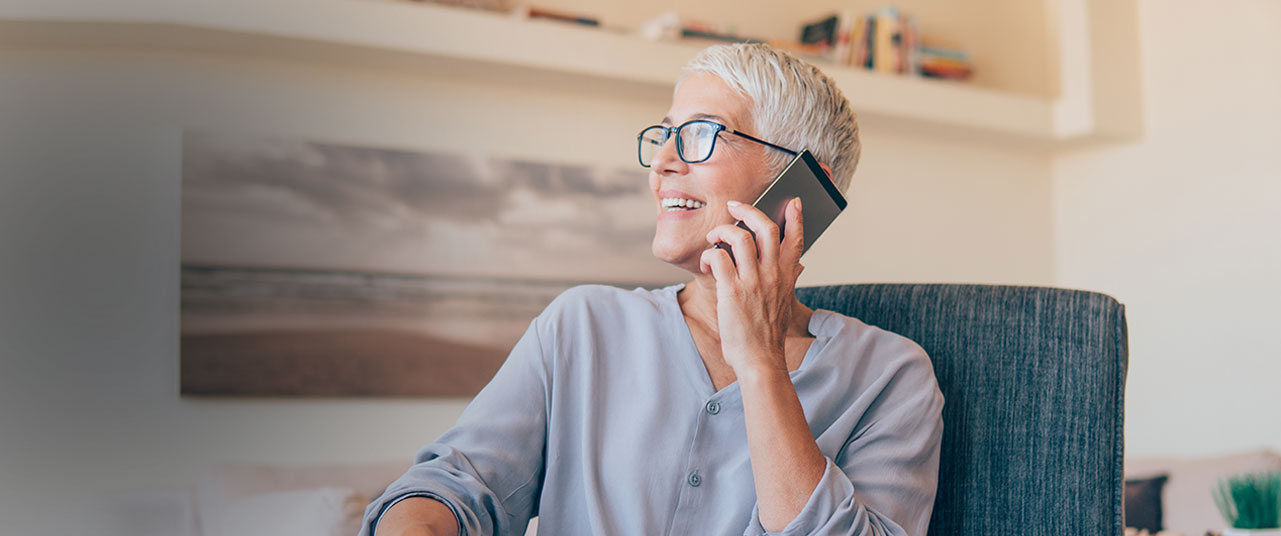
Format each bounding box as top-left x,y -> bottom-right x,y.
743,347 -> 945,536
360,314 -> 551,536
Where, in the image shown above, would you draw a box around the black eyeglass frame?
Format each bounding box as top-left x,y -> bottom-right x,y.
636,119 -> 799,168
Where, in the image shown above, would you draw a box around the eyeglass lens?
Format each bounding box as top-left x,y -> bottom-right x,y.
638,121 -> 720,168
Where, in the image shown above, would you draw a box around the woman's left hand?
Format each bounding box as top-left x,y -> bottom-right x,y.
699,197 -> 805,375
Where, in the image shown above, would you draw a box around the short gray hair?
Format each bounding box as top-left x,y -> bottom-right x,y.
676,43 -> 861,195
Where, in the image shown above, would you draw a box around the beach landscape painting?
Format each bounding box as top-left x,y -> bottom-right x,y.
180,131 -> 684,396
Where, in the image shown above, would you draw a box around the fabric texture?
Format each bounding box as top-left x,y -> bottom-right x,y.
361,282 -> 945,536
1125,474 -> 1169,532
794,283 -> 1129,536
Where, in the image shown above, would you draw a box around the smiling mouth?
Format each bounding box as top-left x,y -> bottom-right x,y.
661,197 -> 706,212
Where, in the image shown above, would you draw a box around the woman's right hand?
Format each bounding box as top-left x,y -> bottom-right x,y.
375,497 -> 460,536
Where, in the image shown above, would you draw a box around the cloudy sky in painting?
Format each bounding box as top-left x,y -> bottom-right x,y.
181,132 -> 687,284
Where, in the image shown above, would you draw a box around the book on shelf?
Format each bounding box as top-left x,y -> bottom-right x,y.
918,46 -> 973,80
799,6 -> 971,82
800,14 -> 840,52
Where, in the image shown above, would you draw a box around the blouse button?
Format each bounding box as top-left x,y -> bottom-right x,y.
687,470 -> 702,487
705,401 -> 721,415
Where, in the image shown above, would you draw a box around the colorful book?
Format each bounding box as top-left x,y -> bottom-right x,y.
872,7 -> 900,73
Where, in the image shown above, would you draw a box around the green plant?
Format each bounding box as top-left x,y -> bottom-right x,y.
1213,470 -> 1281,529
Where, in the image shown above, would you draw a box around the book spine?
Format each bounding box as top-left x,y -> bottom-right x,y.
833,10 -> 855,65
873,8 -> 899,73
863,15 -> 876,69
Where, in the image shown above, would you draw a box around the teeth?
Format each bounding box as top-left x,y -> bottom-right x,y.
661,197 -> 705,210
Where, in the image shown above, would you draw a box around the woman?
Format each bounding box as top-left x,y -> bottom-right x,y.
362,43 -> 943,536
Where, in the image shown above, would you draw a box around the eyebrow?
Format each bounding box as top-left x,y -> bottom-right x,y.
661,113 -> 730,126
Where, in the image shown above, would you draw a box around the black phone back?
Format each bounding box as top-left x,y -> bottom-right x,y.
748,149 -> 847,256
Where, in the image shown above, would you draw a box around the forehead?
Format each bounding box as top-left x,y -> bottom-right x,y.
662,73 -> 751,129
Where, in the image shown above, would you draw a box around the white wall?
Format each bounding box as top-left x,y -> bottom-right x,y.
1052,0 -> 1281,457
0,43 -> 1053,533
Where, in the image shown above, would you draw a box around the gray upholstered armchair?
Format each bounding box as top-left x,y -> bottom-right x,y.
796,283 -> 1129,536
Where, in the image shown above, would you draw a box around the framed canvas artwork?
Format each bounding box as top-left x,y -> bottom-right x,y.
180,131 -> 684,397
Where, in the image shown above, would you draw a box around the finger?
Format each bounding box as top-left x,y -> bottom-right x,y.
700,246 -> 737,284
780,197 -> 805,271
726,200 -> 781,272
706,223 -> 758,283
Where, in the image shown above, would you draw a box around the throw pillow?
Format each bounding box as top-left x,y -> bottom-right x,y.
1126,474 -> 1170,533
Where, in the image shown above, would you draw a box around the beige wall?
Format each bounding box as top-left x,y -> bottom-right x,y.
0,43 -> 1053,533
1052,0 -> 1281,457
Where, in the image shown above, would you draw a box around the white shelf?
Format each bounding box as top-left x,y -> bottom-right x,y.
0,0 -> 1138,144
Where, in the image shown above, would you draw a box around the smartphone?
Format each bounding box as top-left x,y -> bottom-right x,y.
713,149 -> 847,264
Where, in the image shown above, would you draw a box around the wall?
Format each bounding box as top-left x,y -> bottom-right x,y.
1052,0 -> 1281,457
0,41 -> 1054,533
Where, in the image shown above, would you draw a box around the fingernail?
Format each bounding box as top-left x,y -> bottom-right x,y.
794,197 -> 802,210
727,200 -> 741,207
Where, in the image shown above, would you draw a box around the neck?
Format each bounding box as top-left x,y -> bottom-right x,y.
677,271 -> 814,338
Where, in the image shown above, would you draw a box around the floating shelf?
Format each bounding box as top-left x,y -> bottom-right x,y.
0,0 -> 1139,144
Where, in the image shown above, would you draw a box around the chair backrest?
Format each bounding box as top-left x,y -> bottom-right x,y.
796,283 -> 1128,536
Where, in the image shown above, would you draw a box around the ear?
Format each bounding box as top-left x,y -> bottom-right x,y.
819,162 -> 832,179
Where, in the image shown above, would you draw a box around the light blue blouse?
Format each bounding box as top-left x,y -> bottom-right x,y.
361,283 -> 943,536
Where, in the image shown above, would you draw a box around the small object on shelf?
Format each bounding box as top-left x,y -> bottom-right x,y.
679,18 -> 761,44
404,0 -> 501,11
918,45 -> 974,81
765,39 -> 827,58
680,28 -> 761,44
511,4 -> 600,27
799,14 -> 840,52
636,12 -> 764,45
638,11 -> 682,41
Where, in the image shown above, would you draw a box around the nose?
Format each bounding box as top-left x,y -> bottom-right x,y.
649,130 -> 688,176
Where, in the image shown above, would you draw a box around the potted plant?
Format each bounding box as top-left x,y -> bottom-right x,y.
1214,470 -> 1281,536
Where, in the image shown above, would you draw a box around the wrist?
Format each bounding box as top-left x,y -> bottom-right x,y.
736,362 -> 790,388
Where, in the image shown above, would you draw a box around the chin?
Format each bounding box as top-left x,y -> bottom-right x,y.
651,236 -> 701,273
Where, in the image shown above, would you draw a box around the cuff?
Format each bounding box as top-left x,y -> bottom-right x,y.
743,457 -> 855,536
366,491 -> 465,536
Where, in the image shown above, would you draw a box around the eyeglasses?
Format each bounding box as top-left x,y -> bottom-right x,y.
636,119 -> 798,168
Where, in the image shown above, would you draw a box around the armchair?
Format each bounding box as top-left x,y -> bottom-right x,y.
796,283 -> 1129,536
